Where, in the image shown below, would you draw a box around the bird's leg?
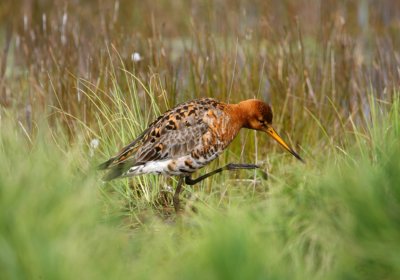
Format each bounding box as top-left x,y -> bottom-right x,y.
173,176 -> 185,213
185,163 -> 262,185
174,164 -> 265,212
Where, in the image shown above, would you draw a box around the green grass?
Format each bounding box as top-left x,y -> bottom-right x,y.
1,1 -> 400,279
1,94 -> 399,279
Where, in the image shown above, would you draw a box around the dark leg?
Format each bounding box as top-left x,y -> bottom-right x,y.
185,163 -> 262,185
173,176 -> 185,213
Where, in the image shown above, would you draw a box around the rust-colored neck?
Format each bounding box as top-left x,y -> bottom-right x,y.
219,102 -> 250,145
225,103 -> 247,127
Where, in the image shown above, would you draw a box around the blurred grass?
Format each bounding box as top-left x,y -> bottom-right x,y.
1,0 -> 400,279
1,96 -> 399,279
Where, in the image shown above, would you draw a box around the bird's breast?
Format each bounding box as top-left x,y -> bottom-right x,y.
203,109 -> 242,147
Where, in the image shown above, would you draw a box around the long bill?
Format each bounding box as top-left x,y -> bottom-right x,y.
264,125 -> 304,163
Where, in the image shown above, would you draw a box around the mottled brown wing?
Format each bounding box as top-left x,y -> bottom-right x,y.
134,122 -> 209,164
99,98 -> 223,180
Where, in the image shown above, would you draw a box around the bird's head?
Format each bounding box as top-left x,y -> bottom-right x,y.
238,99 -> 304,162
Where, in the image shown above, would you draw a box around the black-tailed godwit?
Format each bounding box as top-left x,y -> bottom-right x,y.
99,98 -> 303,212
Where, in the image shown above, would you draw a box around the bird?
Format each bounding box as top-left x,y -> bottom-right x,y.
99,98 -> 303,212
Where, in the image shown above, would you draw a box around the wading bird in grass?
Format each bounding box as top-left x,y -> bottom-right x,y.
99,98 -> 303,212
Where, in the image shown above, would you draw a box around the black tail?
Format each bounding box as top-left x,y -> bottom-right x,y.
102,166 -> 124,181
97,158 -> 115,170
102,162 -> 132,181
98,158 -> 125,181
99,158 -> 134,181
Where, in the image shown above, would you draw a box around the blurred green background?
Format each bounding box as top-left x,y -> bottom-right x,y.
1,1 -> 400,279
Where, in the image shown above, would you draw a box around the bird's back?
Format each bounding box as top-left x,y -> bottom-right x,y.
100,98 -> 232,180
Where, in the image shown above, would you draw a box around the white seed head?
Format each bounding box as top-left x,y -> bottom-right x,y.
132,52 -> 142,62
90,138 -> 100,149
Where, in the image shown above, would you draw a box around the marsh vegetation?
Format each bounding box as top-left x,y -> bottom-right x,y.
1,1 -> 400,279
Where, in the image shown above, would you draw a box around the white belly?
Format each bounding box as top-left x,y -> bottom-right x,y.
121,154 -> 218,178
